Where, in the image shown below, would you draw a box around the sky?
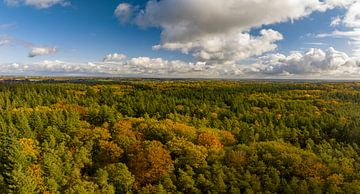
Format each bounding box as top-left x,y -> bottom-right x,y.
0,0 -> 360,79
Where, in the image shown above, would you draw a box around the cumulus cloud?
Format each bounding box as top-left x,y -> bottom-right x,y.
116,0 -> 351,64
153,29 -> 283,64
1,47 -> 359,79
318,1 -> 360,57
343,1 -> 360,28
252,47 -> 360,77
4,0 -> 70,8
103,53 -> 127,62
134,0 -> 345,40
342,2 -> 360,57
114,3 -> 133,23
0,57 -> 212,77
0,35 -> 58,58
28,46 -> 57,57
330,16 -> 342,27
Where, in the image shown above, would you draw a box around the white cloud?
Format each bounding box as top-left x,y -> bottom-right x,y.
252,47 -> 360,77
117,0 -> 350,64
4,0 -> 70,8
318,1 -> 360,57
0,36 -> 12,46
1,47 -> 359,79
28,46 -> 57,57
330,16 -> 342,27
134,0 -> 344,40
103,53 -> 127,62
0,35 -> 59,59
0,35 -> 59,58
342,2 -> 360,57
318,29 -> 360,38
114,3 -> 133,23
153,29 -> 283,64
0,58 -> 212,77
0,39 -> 11,46
343,1 -> 360,28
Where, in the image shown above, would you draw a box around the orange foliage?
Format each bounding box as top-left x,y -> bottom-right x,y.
198,132 -> 223,151
113,119 -> 134,132
296,159 -> 330,182
127,141 -> 173,185
98,141 -> 124,163
309,162 -> 330,181
112,119 -> 143,149
51,102 -> 88,115
327,173 -> 344,185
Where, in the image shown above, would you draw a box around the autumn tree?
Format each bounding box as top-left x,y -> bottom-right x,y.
126,141 -> 173,187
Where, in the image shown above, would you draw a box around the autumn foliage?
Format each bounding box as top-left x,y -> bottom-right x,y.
0,80 -> 360,193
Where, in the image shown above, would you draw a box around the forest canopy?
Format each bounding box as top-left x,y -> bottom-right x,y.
0,79 -> 360,193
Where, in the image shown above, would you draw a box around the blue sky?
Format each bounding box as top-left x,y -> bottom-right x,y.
0,0 -> 175,62
0,0 -> 360,78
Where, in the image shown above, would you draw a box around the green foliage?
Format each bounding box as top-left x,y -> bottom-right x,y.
0,80 -> 360,193
103,163 -> 134,193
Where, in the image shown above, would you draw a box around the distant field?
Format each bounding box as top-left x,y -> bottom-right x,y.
1,80 -> 360,193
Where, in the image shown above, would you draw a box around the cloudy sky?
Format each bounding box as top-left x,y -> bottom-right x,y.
1,0 -> 360,79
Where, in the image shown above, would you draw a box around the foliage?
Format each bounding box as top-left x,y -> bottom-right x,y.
0,80 -> 360,193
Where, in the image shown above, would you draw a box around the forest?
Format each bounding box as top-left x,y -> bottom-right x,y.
1,79 -> 360,193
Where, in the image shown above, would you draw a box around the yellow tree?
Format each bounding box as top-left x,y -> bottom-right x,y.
127,141 -> 173,186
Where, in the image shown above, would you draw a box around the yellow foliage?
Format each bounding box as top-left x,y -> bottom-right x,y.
113,119 -> 134,132
210,112 -> 218,119
198,132 -> 223,151
304,94 -> 312,98
163,119 -> 197,140
276,113 -> 282,120
65,90 -> 86,96
77,126 -> 111,141
112,119 -> 144,149
339,116 -> 347,124
218,130 -> 237,146
251,107 -> 262,113
19,138 -> 39,158
98,140 -> 124,162
176,104 -> 185,111
51,102 -> 88,114
327,173 -> 344,185
29,164 -> 45,191
12,103 -> 88,114
113,118 -> 144,132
